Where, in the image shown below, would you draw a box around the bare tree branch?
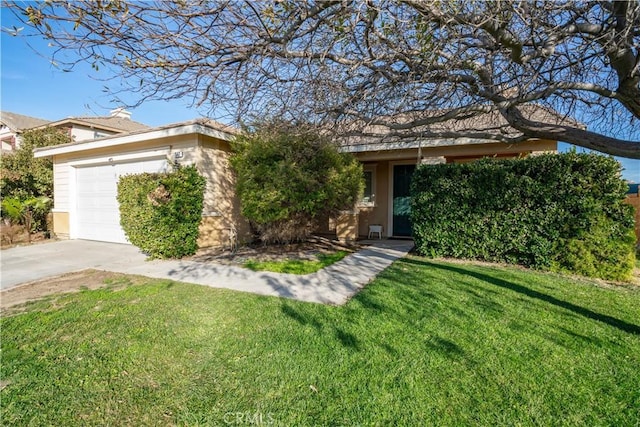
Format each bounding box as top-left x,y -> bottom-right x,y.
5,0 -> 640,158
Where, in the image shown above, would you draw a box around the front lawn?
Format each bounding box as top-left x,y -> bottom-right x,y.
2,257 -> 639,425
244,250 -> 349,274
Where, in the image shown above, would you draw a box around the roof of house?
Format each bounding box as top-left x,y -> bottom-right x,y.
34,116 -> 150,133
2,110 -> 150,134
338,104 -> 584,149
0,111 -> 50,132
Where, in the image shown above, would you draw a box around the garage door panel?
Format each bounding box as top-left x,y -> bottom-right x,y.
75,158 -> 167,244
78,181 -> 115,193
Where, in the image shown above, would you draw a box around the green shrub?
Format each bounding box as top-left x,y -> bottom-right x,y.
117,164 -> 205,259
1,128 -> 69,237
1,196 -> 52,232
0,128 -> 71,200
24,196 -> 53,233
1,197 -> 23,224
230,123 -> 363,244
411,152 -> 636,281
551,212 -> 636,280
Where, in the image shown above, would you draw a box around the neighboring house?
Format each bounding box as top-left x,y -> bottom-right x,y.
0,111 -> 50,151
34,111 -> 560,247
1,108 -> 149,151
30,108 -> 149,142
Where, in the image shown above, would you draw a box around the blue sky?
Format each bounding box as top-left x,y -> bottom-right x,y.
1,8 -> 199,127
1,8 -> 638,182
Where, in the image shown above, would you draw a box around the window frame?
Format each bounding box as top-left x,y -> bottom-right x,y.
358,164 -> 377,207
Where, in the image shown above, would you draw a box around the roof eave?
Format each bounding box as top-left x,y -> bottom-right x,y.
339,137 -> 503,153
34,122 -> 234,158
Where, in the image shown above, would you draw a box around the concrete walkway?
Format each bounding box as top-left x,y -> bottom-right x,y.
1,239 -> 413,305
107,239 -> 414,305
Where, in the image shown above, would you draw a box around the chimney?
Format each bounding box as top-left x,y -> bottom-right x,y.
110,107 -> 132,120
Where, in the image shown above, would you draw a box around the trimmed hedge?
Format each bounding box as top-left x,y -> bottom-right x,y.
411,152 -> 636,281
117,164 -> 206,259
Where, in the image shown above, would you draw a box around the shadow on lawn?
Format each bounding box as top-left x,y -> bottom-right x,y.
280,303 -> 361,350
425,336 -> 465,358
402,258 -> 640,336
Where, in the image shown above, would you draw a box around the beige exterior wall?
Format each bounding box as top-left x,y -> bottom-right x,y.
52,211 -> 70,239
357,161 -> 391,237
70,125 -> 118,142
336,211 -> 359,243
198,216 -> 233,248
52,161 -> 70,210
196,136 -> 251,248
351,139 -> 557,238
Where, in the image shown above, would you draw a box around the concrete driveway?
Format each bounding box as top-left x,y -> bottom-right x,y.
1,240 -> 147,290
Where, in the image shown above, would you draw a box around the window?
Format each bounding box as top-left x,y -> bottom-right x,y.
363,171 -> 373,200
359,165 -> 376,207
94,131 -> 110,139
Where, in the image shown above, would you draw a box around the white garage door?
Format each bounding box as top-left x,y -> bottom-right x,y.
75,158 -> 168,244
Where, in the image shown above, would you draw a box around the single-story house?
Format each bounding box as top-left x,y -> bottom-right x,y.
34,113 -> 558,247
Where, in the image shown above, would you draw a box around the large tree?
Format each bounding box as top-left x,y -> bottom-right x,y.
6,0 -> 640,157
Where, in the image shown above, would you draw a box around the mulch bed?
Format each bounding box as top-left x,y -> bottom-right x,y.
188,235 -> 362,266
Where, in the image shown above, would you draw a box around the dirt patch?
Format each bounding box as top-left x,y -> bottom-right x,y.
0,269 -> 142,314
1,225 -> 51,249
188,235 -> 361,266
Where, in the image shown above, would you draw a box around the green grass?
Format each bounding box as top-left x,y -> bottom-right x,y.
243,250 -> 348,274
2,257 -> 639,425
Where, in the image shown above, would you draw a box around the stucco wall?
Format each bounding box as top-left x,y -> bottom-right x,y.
70,125 -> 118,142
51,211 -> 69,238
197,136 -> 251,248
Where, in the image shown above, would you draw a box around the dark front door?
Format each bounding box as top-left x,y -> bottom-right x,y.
392,164 -> 416,237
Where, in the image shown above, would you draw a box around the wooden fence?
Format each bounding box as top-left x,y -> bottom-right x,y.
624,189 -> 640,244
